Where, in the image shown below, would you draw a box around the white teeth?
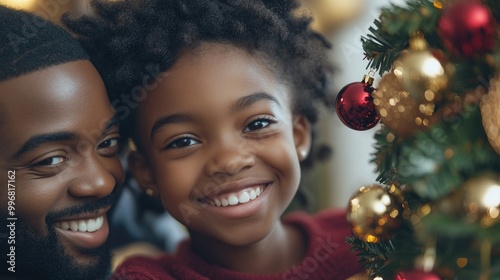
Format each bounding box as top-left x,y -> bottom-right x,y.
239,192 -> 250,203
78,221 -> 87,232
249,190 -> 256,200
87,219 -> 96,232
60,221 -> 70,230
208,186 -> 265,207
96,216 -> 103,229
70,221 -> 78,231
55,216 -> 104,233
228,195 -> 238,205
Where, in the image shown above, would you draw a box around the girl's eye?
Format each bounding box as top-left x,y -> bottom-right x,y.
98,138 -> 119,149
33,156 -> 66,167
244,117 -> 276,132
166,137 -> 199,149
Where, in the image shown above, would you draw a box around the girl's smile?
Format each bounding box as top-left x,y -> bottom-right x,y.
194,178 -> 273,220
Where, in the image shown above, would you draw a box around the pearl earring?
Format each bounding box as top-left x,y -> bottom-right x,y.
146,188 -> 154,196
300,150 -> 308,160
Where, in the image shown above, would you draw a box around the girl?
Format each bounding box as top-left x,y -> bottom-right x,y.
66,0 -> 362,279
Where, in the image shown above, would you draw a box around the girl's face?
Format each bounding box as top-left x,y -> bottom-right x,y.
131,43 -> 311,246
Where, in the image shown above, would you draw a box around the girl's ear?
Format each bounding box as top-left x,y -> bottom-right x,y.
292,115 -> 312,161
128,151 -> 158,197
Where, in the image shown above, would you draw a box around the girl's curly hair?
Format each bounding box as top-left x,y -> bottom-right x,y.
64,0 -> 335,169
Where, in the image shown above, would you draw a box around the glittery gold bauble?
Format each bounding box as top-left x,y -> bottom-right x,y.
481,75 -> 500,154
461,173 -> 500,228
347,184 -> 405,243
393,35 -> 449,102
299,0 -> 364,35
373,72 -> 438,138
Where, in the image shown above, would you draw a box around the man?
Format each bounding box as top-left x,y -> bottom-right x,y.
0,5 -> 124,279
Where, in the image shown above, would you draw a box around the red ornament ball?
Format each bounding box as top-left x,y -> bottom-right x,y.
335,81 -> 380,130
438,0 -> 496,57
395,270 -> 441,280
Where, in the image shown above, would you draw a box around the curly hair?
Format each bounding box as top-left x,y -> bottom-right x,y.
64,0 -> 334,169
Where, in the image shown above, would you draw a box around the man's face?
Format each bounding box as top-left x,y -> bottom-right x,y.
0,60 -> 124,279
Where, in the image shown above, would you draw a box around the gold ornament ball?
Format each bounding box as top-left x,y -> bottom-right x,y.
481,75 -> 500,154
393,35 -> 449,102
461,173 -> 500,228
373,72 -> 438,138
299,0 -> 365,35
347,185 -> 404,243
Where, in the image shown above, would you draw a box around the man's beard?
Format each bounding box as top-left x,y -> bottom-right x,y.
0,193 -> 117,280
1,219 -> 112,280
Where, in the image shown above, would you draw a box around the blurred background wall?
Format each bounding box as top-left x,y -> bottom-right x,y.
299,0 -> 407,210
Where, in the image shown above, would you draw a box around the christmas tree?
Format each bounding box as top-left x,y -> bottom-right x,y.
335,0 -> 500,279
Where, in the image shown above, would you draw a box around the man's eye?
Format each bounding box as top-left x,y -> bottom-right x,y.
99,138 -> 119,149
33,156 -> 66,167
166,137 -> 198,149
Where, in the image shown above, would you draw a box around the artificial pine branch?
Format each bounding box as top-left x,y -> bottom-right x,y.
371,126 -> 400,185
362,0 -> 442,75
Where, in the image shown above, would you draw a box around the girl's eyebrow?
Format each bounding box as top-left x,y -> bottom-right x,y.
231,92 -> 281,113
150,114 -> 194,141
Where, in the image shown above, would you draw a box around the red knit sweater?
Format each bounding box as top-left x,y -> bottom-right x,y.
112,209 -> 362,280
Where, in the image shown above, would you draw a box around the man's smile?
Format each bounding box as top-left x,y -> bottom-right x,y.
55,215 -> 105,232
52,205 -> 112,249
53,216 -> 110,250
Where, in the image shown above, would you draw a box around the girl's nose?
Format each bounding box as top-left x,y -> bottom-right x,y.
205,138 -> 256,177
